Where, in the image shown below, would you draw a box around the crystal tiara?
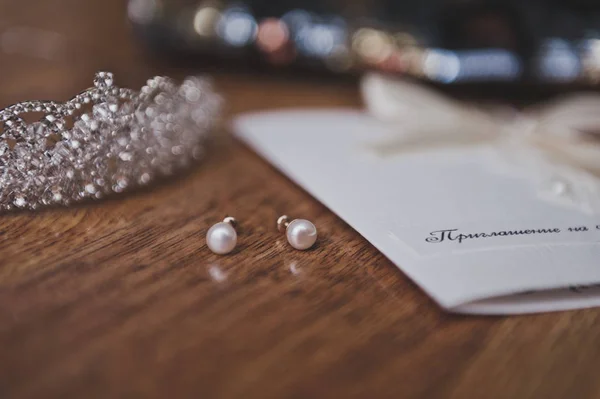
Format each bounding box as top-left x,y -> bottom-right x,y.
0,71 -> 221,211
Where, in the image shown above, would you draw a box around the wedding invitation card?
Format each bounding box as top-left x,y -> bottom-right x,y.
234,109 -> 600,314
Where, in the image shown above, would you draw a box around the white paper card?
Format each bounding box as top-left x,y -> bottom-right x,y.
233,109 -> 600,314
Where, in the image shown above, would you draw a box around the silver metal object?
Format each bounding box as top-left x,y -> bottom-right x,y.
0,71 -> 221,211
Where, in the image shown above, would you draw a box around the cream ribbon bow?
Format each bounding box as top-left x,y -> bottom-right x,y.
361,73 -> 600,214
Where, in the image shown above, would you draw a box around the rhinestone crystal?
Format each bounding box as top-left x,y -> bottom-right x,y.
0,72 -> 221,211
93,72 -> 114,90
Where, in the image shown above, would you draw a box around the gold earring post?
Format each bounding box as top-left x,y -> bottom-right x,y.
223,216 -> 237,227
277,215 -> 290,232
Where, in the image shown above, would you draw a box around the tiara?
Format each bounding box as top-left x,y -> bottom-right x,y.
0,71 -> 221,211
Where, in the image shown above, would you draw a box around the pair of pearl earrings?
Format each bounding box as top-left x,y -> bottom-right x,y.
206,215 -> 318,255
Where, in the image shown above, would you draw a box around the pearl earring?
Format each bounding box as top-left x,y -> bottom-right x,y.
207,216 -> 238,255
277,215 -> 317,250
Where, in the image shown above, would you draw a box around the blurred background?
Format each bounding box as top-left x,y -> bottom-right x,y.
132,0 -> 600,85
5,0 -> 600,98
127,0 -> 600,85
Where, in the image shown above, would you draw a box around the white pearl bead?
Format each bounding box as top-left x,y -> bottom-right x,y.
286,219 -> 317,250
206,222 -> 237,255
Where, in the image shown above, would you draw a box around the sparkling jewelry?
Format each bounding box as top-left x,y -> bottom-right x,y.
0,71 -> 221,211
206,216 -> 238,255
277,215 -> 317,250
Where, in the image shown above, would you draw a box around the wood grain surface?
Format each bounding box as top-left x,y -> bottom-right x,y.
1,1 -> 600,398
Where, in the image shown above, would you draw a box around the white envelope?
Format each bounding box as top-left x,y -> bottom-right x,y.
233,109 -> 600,315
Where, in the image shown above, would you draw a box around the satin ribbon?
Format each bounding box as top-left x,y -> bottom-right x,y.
361,73 -> 600,214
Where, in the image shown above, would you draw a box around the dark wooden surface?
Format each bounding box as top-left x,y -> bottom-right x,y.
2,1 -> 600,398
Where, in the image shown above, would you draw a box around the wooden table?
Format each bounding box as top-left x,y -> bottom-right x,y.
2,1 -> 600,398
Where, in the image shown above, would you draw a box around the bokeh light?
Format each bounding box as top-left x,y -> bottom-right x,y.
256,18 -> 289,54
193,6 -> 220,37
216,7 -> 257,47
